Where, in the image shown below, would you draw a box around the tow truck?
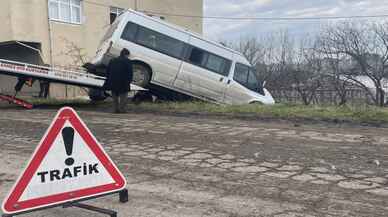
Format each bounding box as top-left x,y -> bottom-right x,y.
0,58 -> 145,109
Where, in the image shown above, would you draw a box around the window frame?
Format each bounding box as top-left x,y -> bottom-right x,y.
48,0 -> 82,25
110,6 -> 125,24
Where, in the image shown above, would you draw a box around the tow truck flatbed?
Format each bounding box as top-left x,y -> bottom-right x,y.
0,58 -> 145,91
0,58 -> 146,108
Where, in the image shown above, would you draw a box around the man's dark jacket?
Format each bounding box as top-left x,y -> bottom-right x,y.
103,56 -> 133,94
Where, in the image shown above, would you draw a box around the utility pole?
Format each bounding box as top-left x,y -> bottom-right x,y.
47,0 -> 54,98
46,0 -> 54,66
134,0 -> 138,11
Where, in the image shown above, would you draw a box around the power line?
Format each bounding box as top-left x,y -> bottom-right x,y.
83,0 -> 111,8
141,11 -> 388,21
83,0 -> 388,21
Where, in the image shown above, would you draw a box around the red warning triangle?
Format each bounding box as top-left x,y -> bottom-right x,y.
2,107 -> 126,215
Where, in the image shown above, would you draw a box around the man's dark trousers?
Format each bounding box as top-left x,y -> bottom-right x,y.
113,91 -> 128,113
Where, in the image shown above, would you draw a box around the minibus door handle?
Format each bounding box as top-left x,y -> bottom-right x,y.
219,77 -> 224,82
227,80 -> 231,85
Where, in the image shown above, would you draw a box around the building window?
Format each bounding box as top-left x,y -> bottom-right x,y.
110,7 -> 124,24
49,0 -> 82,24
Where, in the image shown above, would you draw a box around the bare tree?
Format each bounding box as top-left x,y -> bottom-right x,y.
227,32 -> 294,92
223,32 -> 325,105
318,44 -> 353,106
288,37 -> 324,105
254,33 -> 285,89
320,21 -> 388,106
57,37 -> 91,98
59,37 -> 89,69
234,37 -> 265,66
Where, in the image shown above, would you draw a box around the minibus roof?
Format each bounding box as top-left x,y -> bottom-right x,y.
123,9 -> 249,64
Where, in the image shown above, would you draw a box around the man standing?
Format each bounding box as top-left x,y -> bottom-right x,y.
104,48 -> 133,113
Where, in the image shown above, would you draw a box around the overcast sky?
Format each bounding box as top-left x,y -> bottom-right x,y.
204,0 -> 388,42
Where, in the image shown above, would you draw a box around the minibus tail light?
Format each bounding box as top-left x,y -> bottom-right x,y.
107,41 -> 113,54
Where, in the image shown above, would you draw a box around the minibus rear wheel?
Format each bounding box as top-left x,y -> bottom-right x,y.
88,89 -> 108,102
133,63 -> 151,88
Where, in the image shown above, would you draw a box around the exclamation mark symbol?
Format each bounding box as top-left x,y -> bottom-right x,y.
62,127 -> 75,166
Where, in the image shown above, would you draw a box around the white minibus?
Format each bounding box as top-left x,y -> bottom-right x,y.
88,9 -> 275,105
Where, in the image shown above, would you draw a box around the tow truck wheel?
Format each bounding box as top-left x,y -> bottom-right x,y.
88,89 -> 107,102
133,63 -> 151,88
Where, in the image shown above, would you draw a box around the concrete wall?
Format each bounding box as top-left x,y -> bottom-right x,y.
47,0 -> 134,98
0,0 -> 203,98
138,0 -> 203,34
8,0 -> 51,63
48,0 -> 203,66
0,1 -> 12,42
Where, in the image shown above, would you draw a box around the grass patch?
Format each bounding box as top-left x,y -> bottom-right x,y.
17,97 -> 388,125
133,102 -> 388,125
22,97 -> 93,107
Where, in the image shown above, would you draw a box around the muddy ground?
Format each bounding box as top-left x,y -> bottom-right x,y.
0,104 -> 388,217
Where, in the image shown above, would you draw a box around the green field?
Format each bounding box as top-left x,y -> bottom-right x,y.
132,102 -> 388,125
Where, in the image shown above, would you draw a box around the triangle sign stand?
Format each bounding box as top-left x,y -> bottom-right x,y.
1,107 -> 128,217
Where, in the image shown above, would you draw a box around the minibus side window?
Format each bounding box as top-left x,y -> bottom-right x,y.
206,54 -> 224,74
137,27 -> 158,48
189,47 -> 207,66
234,63 -> 249,85
135,26 -> 184,59
187,46 -> 232,76
157,34 -> 185,59
121,22 -> 138,42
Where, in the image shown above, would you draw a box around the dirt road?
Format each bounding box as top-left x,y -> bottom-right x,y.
1,108 -> 388,216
